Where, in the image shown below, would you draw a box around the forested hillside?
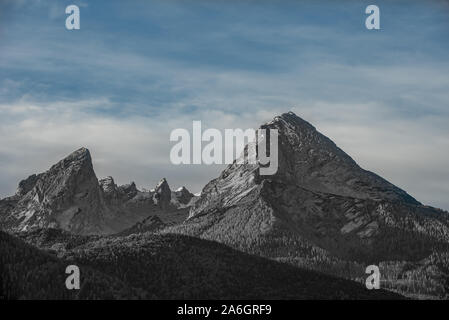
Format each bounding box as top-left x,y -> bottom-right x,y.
1,230 -> 403,299
0,231 -> 142,299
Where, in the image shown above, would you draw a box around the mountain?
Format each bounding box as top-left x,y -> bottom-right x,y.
1,111 -> 448,299
168,111 -> 449,298
2,229 -> 403,299
172,186 -> 195,207
0,148 -> 193,235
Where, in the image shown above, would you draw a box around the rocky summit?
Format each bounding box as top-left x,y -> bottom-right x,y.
170,111 -> 449,298
1,112 -> 449,299
0,148 -> 194,235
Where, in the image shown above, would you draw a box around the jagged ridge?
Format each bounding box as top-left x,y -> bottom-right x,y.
0,148 -> 195,235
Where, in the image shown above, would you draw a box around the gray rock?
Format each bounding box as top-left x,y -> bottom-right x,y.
169,112 -> 449,298
152,178 -> 172,210
0,148 -> 191,235
172,186 -> 194,205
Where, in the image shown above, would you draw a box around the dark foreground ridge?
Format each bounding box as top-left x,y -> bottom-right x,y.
0,229 -> 402,299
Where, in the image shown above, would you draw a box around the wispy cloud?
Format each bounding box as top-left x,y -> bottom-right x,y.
0,0 -> 448,210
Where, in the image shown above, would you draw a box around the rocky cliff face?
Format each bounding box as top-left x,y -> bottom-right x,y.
170,112 -> 449,298
260,112 -> 420,204
186,113 -> 448,247
0,148 -> 111,235
152,178 -> 172,210
172,186 -> 195,206
190,112 -> 420,220
1,112 -> 449,298
0,148 -> 193,235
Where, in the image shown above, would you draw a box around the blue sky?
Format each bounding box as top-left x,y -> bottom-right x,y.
1,0 -> 449,210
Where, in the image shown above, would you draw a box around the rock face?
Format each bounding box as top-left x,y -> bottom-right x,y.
189,112 -> 420,220
152,178 -> 172,210
260,112 -> 420,204
1,112 -> 449,298
170,111 -> 449,298
186,112 -> 448,247
0,148 -> 110,235
172,186 -> 195,206
16,174 -> 40,197
0,148 -> 192,235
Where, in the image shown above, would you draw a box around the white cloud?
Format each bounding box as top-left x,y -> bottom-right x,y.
1,96 -> 448,211
0,0 -> 448,211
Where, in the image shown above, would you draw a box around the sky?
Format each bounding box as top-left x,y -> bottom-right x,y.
0,0 -> 448,210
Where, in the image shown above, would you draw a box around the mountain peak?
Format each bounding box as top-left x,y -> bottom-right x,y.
190,112 -> 420,221
155,178 -> 169,190
153,178 -> 171,209
66,147 -> 91,162
263,111 -> 316,134
47,147 -> 93,175
3,147 -> 105,234
266,112 -> 419,204
173,186 -> 194,205
1,148 -> 194,235
276,111 -> 306,122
